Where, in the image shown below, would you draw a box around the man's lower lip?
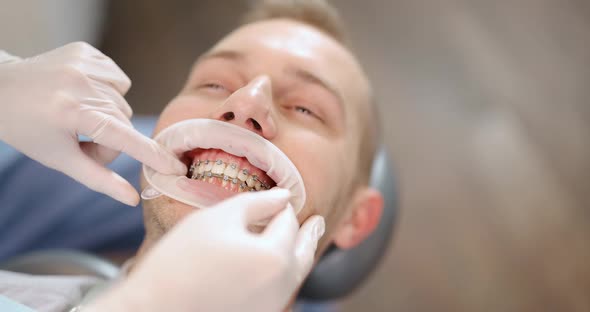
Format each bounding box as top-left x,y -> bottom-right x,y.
176,177 -> 237,205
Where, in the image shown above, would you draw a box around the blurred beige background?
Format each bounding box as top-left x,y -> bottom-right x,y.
2,0 -> 589,311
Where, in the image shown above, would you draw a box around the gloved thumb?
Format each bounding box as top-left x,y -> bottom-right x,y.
294,215 -> 325,283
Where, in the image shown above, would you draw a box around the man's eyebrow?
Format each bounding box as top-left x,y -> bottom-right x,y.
196,50 -> 245,64
289,68 -> 344,107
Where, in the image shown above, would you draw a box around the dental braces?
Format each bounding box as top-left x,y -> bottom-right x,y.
188,159 -> 271,191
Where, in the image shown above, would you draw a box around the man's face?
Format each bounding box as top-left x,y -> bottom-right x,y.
140,19 -> 371,253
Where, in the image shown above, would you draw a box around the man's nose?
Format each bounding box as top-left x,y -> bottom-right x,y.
211,75 -> 277,139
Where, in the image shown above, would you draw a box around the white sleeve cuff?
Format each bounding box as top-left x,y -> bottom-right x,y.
0,50 -> 22,64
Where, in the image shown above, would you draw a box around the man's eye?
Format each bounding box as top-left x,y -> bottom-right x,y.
202,83 -> 226,91
295,106 -> 314,116
293,106 -> 325,123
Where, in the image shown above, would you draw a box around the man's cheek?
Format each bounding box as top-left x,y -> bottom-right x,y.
157,96 -> 215,129
301,157 -> 340,205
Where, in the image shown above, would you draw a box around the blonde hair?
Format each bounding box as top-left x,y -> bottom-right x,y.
243,0 -> 379,186
242,0 -> 348,44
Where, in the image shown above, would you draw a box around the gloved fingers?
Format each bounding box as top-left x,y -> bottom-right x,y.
293,215 -> 325,282
89,79 -> 133,118
84,62 -> 131,96
80,98 -> 133,128
53,42 -> 131,95
217,189 -> 291,226
262,203 -> 299,251
239,189 -> 292,225
61,148 -> 140,206
76,50 -> 131,95
88,50 -> 109,61
79,112 -> 186,175
60,41 -> 105,59
80,142 -> 121,165
78,99 -> 134,160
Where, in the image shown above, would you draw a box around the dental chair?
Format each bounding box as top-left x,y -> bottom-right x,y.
0,117 -> 397,307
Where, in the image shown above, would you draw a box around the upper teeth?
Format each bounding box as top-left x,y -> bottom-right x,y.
189,159 -> 271,192
237,169 -> 249,181
211,161 -> 225,175
223,163 -> 239,178
204,160 -> 213,171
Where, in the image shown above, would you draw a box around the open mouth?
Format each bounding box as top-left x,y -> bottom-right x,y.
184,148 -> 277,192
142,119 -> 306,214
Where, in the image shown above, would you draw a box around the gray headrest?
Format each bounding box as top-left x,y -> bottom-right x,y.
299,146 -> 397,300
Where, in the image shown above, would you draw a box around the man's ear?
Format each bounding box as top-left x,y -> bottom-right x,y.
333,187 -> 384,250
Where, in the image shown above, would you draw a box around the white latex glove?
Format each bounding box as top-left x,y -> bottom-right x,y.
0,42 -> 186,205
87,189 -> 325,312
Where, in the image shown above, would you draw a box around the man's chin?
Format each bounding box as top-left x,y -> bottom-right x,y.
140,197 -> 193,248
135,197 -> 196,267
146,196 -> 196,231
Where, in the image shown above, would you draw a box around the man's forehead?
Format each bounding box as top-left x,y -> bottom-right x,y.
213,19 -> 336,60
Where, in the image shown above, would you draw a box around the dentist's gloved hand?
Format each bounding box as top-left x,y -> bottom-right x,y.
88,189 -> 325,312
0,43 -> 186,205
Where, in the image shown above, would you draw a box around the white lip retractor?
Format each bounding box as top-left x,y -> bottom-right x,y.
141,119 -> 306,215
